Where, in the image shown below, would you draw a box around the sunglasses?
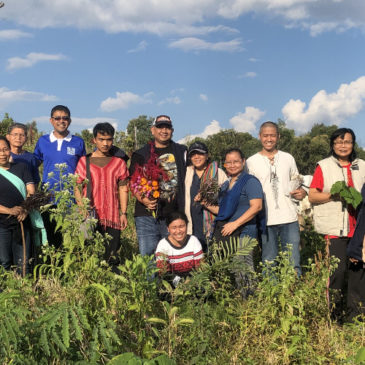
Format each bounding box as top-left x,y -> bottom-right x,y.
52,116 -> 70,121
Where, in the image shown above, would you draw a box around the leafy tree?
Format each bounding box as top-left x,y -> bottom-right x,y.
77,129 -> 94,154
126,115 -> 153,151
204,129 -> 261,165
309,123 -> 338,138
0,113 -> 15,136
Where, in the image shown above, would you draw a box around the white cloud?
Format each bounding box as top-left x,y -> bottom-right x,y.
239,71 -> 257,79
179,120 -> 222,143
158,96 -> 181,106
230,106 -> 266,133
0,87 -> 57,109
0,29 -> 32,40
248,57 -> 260,62
200,94 -> 208,101
282,76 -> 365,132
127,40 -> 147,53
6,52 -> 67,71
100,91 -> 152,112
4,0 -> 365,37
169,37 -> 243,52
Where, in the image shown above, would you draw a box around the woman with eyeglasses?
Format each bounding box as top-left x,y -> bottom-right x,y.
309,128 -> 365,321
185,141 -> 227,252
202,148 -> 263,298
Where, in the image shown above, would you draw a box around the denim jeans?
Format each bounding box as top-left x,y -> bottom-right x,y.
261,221 -> 301,275
0,225 -> 31,274
135,216 -> 169,256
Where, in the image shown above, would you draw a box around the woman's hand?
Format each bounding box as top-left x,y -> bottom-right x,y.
8,206 -> 28,222
194,193 -> 201,202
17,208 -> 28,222
221,221 -> 239,236
7,206 -> 23,216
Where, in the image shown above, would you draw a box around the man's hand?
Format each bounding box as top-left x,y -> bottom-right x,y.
221,221 -> 239,237
290,188 -> 306,201
120,214 -> 127,230
141,197 -> 157,210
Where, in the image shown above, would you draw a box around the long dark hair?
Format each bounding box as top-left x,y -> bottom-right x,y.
330,128 -> 357,162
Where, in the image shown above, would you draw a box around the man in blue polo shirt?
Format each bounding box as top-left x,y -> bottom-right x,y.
34,105 -> 86,247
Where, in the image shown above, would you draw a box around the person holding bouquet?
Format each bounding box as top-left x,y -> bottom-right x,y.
184,141 -> 227,252
129,115 -> 187,256
202,148 -> 263,297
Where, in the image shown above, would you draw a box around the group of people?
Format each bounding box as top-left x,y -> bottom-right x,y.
1,105 -> 365,320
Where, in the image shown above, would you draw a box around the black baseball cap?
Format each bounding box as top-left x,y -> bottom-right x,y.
152,115 -> 172,127
188,141 -> 208,155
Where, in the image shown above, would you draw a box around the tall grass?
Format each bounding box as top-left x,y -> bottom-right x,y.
0,174 -> 365,364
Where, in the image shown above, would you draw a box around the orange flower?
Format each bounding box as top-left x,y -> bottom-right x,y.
152,180 -> 158,187
141,177 -> 147,185
152,186 -> 159,191
153,190 -> 160,199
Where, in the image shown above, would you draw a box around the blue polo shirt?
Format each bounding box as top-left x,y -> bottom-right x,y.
34,132 -> 86,191
11,150 -> 40,185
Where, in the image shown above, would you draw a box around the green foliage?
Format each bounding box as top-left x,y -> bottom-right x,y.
331,180 -> 363,209
0,113 -> 15,136
78,129 -> 94,153
126,115 -> 154,151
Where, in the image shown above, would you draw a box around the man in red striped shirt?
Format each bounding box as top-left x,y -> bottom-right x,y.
75,123 -> 129,272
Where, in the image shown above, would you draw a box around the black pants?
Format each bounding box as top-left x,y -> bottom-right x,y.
328,237 -> 350,319
97,225 -> 121,273
347,261 -> 365,321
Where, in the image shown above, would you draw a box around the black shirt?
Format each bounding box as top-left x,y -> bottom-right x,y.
0,162 -> 33,228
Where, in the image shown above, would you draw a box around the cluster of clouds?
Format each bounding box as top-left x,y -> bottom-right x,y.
6,52 -> 67,71
182,75 -> 365,141
1,0 -> 365,55
2,75 -> 365,134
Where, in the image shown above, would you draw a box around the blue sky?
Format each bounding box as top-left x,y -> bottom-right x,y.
1,0 -> 365,146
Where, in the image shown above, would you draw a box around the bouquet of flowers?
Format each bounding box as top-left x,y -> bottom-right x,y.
196,178 -> 220,206
130,143 -> 174,216
130,176 -> 160,200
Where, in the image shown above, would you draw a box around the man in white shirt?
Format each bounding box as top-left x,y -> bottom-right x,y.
246,121 -> 306,275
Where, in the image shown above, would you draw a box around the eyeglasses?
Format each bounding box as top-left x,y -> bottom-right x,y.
52,116 -> 70,121
334,140 -> 353,146
9,133 -> 26,138
0,147 -> 10,153
224,160 -> 242,166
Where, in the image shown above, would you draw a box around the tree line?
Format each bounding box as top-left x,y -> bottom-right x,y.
2,113 -> 365,175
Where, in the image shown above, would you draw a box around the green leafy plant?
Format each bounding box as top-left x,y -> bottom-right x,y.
330,181 -> 362,209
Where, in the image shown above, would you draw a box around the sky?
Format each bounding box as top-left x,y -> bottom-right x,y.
1,0 -> 365,146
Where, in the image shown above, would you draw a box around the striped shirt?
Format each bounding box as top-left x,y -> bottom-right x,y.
76,156 -> 129,229
155,235 -> 203,275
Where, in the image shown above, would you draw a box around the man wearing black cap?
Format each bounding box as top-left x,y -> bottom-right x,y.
129,115 -> 187,256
